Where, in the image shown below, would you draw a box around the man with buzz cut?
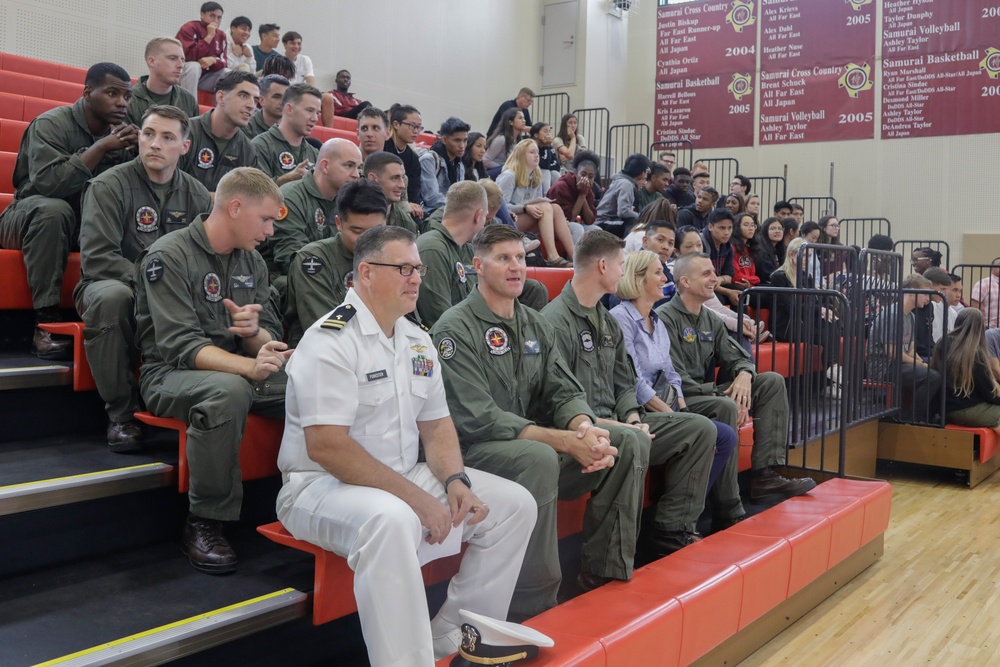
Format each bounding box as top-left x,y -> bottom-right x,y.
242,74 -> 288,139
416,181 -> 548,327
127,37 -> 201,126
285,178 -> 387,346
356,106 -> 389,163
135,167 -> 290,574
430,223 -> 649,619
262,137 -> 360,297
542,231 -> 728,558
0,62 -> 137,361
251,83 -> 321,185
76,105 -> 211,451
179,69 -> 261,193
363,151 -> 421,234
658,252 -> 817,502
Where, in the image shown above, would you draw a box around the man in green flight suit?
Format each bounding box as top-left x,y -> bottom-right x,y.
240,74 -> 288,139
284,178 -> 387,345
251,83 -> 321,185
126,38 -> 201,126
363,151 -> 421,234
658,252 -> 816,501
261,137 -> 360,298
542,230 -> 732,561
430,224 -> 648,619
416,181 -> 548,327
76,105 -> 211,451
0,62 -> 137,359
178,70 -> 261,193
135,167 -> 290,574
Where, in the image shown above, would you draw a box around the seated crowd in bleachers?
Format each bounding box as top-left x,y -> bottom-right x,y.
0,5 -> 995,661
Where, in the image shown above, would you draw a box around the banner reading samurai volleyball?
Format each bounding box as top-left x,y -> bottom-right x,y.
758,0 -> 877,145
882,0 -> 1000,139
654,0 -> 758,149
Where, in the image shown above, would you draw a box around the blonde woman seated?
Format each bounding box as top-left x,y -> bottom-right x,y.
496,139 -> 575,267
610,251 -> 743,511
932,309 -> 1000,436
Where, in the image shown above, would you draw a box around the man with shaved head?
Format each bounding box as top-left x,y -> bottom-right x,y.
262,137 -> 361,297
127,37 -> 201,126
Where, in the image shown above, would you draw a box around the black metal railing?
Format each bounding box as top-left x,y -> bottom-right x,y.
648,139 -> 694,170
747,176 -> 787,221
571,107 -> 611,177
789,196 -> 837,223
854,248 -> 905,424
839,217 -> 891,250
894,240 -> 951,272
694,158 -> 739,196
952,264 -> 1000,330
608,124 -> 650,182
532,93 -> 571,132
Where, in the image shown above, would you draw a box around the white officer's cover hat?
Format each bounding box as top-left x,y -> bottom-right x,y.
450,609 -> 554,666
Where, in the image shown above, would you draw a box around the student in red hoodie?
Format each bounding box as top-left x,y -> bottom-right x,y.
731,212 -> 760,290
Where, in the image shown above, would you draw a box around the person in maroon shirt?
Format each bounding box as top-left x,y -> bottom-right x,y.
321,69 -> 373,126
177,2 -> 230,96
546,150 -> 598,228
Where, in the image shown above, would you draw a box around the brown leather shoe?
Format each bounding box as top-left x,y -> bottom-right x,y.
750,467 -> 817,502
647,529 -> 703,558
182,514 -> 238,574
32,327 -> 72,361
107,420 -> 144,453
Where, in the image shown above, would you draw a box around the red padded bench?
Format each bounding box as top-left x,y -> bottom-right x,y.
1,149 -> 16,192
0,71 -> 81,104
0,53 -> 86,83
0,118 -> 27,153
310,125 -> 359,145
0,92 -> 64,123
35,321 -> 95,391
0,249 -> 79,309
330,116 -> 357,132
134,411 -> 284,493
525,267 -> 573,301
435,477 -> 891,666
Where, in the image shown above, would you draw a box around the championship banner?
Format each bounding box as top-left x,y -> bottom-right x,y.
654,0 -> 758,149
758,0 -> 877,145
882,0 -> 1000,139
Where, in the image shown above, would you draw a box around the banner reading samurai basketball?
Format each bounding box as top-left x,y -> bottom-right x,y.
882,0 -> 1000,139
654,0 -> 758,149
758,0 -> 876,145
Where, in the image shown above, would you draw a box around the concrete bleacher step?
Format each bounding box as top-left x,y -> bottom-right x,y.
0,534 -> 313,666
0,351 -> 72,390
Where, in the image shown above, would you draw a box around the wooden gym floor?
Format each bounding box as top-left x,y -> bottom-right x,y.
741,461 -> 1000,666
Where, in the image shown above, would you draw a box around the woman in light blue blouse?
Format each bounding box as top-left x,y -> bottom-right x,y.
610,251 -> 739,497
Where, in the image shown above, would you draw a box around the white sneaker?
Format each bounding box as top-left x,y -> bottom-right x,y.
522,236 -> 541,253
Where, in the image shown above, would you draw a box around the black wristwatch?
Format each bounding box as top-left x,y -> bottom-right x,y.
679,407 -> 690,413
444,472 -> 472,491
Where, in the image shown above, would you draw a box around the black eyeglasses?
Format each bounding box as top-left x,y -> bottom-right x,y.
367,262 -> 428,277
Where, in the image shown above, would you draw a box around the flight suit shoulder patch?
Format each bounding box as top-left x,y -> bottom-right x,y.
320,304 -> 355,331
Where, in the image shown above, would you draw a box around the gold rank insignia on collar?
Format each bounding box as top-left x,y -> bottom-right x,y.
320,303 -> 355,330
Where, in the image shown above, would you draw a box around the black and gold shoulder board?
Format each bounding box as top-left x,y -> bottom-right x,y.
405,312 -> 429,332
320,303 -> 356,331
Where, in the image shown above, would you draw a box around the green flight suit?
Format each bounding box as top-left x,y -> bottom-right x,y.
0,99 -> 132,309
543,282 -> 718,533
251,125 -> 319,182
415,217 -> 549,327
657,296 -> 789,470
284,233 -> 355,346
125,76 -> 200,127
431,289 -> 648,617
178,110 -> 260,193
387,200 -> 421,234
75,158 -> 211,423
259,172 -> 336,298
135,216 -> 285,521
240,109 -> 273,140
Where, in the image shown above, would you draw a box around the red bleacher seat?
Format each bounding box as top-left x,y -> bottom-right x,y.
0,70 -> 45,98
22,96 -> 63,122
41,77 -> 82,104
310,125 -> 358,145
525,267 -> 574,301
0,53 -> 53,79
57,63 -> 87,84
0,250 -> 79,310
133,411 -> 284,493
0,92 -> 26,122
0,119 -> 26,153
945,424 -> 999,463
1,150 -> 17,193
197,90 -> 215,108
0,193 -> 13,214
36,321 -> 95,392
330,116 -> 357,132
